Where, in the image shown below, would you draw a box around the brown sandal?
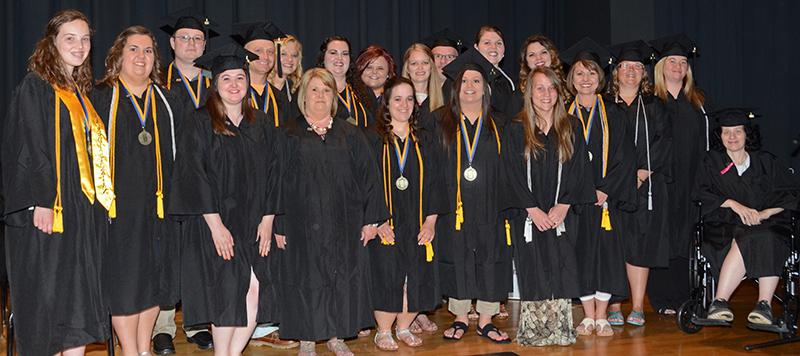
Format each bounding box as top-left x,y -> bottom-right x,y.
396,328 -> 423,347
326,338 -> 354,356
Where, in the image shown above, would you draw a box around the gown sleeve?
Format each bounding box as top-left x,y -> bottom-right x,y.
261,122 -> 283,216
500,121 -> 538,210
559,119 -> 597,206
596,112 -> 638,211
348,128 -> 389,225
697,152 -> 727,216
2,75 -> 55,217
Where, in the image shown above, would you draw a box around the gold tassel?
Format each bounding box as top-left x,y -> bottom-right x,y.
505,219 -> 511,246
52,206 -> 64,233
425,242 -> 434,262
601,207 -> 612,231
109,200 -> 117,218
156,192 -> 164,219
455,201 -> 464,231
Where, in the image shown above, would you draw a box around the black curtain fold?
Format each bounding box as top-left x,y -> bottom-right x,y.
2,0 -> 796,166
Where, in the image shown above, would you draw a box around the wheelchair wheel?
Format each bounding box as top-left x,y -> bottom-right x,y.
677,299 -> 703,334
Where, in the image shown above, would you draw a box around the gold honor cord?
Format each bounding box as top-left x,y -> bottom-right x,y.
53,87 -> 114,232
166,62 -> 209,109
111,81 -> 165,219
337,85 -> 369,127
250,84 -> 280,127
569,94 -> 612,231
382,134 -> 434,261
454,115 -> 509,246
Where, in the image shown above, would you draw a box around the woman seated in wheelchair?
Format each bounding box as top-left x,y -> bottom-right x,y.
697,108 -> 798,325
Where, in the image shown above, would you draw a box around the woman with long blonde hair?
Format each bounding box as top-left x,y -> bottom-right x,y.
647,34 -> 710,315
503,67 -> 595,346
401,43 -> 444,127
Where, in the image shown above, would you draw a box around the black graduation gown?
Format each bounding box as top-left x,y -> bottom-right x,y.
698,150 -> 798,278
169,109 -> 280,327
269,115 -> 387,341
250,82 -> 290,127
573,101 -> 637,298
429,108 -> 512,302
611,95 -> 673,268
366,129 -> 448,312
164,64 -> 210,111
92,83 -> 180,314
2,73 -> 109,355
664,91 -> 713,258
502,117 -> 596,300
334,86 -> 373,128
273,78 -> 300,123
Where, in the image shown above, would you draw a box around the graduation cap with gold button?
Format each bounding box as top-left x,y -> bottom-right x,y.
650,33 -> 698,59
194,42 -> 258,77
421,28 -> 467,53
441,46 -> 498,82
608,39 -> 655,64
560,37 -> 613,68
710,108 -> 759,127
159,8 -> 219,39
231,22 -> 289,76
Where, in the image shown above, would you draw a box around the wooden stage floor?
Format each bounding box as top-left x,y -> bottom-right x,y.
9,281 -> 797,355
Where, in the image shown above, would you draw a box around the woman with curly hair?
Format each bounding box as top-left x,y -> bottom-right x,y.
365,76 -> 447,350
353,45 -> 396,118
518,35 -> 565,95
2,9 -> 113,355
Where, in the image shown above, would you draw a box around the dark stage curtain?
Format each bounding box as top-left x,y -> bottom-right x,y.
1,0 -> 797,167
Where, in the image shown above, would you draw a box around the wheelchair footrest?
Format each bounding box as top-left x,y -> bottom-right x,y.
746,321 -> 790,334
692,317 -> 732,327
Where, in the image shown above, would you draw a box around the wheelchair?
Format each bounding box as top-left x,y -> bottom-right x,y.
676,202 -> 800,351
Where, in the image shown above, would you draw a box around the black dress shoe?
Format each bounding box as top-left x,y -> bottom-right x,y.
153,333 -> 176,355
187,330 -> 214,350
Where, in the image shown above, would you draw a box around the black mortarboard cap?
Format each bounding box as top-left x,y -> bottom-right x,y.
710,108 -> 759,127
650,34 -> 697,59
608,39 -> 655,64
194,42 -> 257,77
421,28 -> 467,53
231,22 -> 288,77
441,47 -> 498,82
560,37 -> 613,68
159,8 -> 219,38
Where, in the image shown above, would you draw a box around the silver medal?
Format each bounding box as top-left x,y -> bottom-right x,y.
395,176 -> 409,191
588,151 -> 593,162
464,166 -> 478,181
138,130 -> 153,146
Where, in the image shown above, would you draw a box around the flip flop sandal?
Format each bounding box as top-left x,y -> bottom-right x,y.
373,331 -> 398,351
476,323 -> 511,344
442,321 -> 468,341
396,328 -> 423,347
576,317 -> 595,336
627,310 -> 645,326
326,339 -> 354,356
595,319 -> 614,337
607,310 -> 624,326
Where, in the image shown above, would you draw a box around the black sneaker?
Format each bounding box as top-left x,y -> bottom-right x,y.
152,333 -> 176,355
747,300 -> 773,325
707,299 -> 734,322
187,330 -> 214,350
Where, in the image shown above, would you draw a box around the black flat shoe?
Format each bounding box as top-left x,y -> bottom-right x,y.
748,300 -> 774,325
707,299 -> 734,322
152,333 -> 175,355
187,330 -> 214,350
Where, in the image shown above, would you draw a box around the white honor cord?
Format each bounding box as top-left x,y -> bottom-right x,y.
700,105 -> 709,152
554,157 -> 565,236
525,152 -> 565,242
524,157 -> 533,242
153,86 -> 177,160
635,96 -> 653,211
496,65 -> 516,92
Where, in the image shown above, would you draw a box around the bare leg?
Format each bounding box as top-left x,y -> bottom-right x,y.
581,299 -> 596,320
59,345 -> 87,356
757,276 -> 780,302
211,325 -> 234,356
228,272 -> 261,355
137,306 -> 159,354
626,263 -> 650,312
715,240 -> 747,301
113,314 -> 140,356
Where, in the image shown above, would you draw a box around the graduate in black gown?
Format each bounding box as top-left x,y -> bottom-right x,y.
647,34 -> 712,314
515,35 -> 567,111
268,34 -> 303,122
268,68 -> 386,356
503,67 -> 595,346
433,62 -> 512,344
562,37 -> 637,337
605,40 -> 672,327
353,45 -> 396,118
2,10 -> 113,355
698,109 -> 798,325
421,28 -> 464,86
92,25 -> 180,356
317,36 -> 372,128
232,21 -> 291,127
156,10 -> 217,351
160,10 -> 217,111
401,43 -> 445,130
169,43 -> 281,355
366,77 -> 447,350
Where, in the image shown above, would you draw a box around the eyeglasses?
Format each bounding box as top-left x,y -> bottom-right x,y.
620,63 -> 645,71
433,54 -> 457,61
173,34 -> 205,44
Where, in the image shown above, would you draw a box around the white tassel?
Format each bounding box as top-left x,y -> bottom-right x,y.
524,217 -> 533,243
